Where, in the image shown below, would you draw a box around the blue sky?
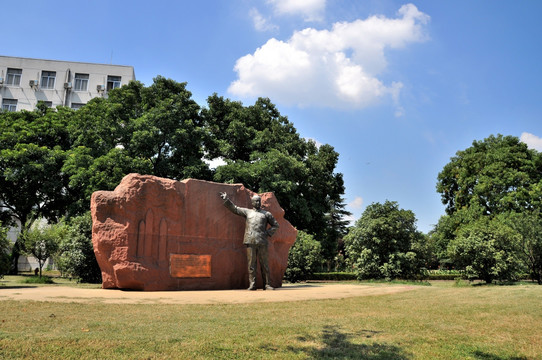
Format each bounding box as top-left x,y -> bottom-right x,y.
5,1 -> 542,233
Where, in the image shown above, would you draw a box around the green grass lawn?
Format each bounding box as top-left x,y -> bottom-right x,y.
0,279 -> 540,359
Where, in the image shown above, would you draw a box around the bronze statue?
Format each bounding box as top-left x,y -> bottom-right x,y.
220,192 -> 279,290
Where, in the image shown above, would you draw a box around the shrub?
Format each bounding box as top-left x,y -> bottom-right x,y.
426,270 -> 463,280
345,201 -> 428,281
56,213 -> 101,283
23,220 -> 64,278
284,231 -> 323,283
22,276 -> 54,284
310,272 -> 357,281
448,217 -> 524,283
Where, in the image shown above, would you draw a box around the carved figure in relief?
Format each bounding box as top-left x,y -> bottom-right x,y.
220,192 -> 279,290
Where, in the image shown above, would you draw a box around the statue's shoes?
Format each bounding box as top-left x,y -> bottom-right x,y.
248,286 -> 257,291
264,285 -> 274,291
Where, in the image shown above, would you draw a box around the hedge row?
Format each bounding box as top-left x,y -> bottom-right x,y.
309,272 -> 461,281
311,272 -> 357,281
426,274 -> 461,280
308,272 -> 536,282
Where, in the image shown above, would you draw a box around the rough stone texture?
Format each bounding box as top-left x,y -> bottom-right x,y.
91,174 -> 297,291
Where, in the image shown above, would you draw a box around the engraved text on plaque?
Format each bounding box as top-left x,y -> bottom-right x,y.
170,254 -> 212,278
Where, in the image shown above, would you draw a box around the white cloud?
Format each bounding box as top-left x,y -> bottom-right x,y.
249,8 -> 278,32
520,132 -> 542,151
344,196 -> 364,225
267,0 -> 326,22
229,4 -> 430,110
348,196 -> 364,209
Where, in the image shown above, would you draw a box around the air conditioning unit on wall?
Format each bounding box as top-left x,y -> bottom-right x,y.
64,82 -> 72,89
97,84 -> 104,92
29,80 -> 39,88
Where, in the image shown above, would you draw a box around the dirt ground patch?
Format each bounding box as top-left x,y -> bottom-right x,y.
0,283 -> 416,304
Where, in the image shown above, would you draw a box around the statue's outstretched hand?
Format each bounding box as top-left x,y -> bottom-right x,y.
219,192 -> 227,200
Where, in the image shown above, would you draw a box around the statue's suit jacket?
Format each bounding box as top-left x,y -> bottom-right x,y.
223,199 -> 279,246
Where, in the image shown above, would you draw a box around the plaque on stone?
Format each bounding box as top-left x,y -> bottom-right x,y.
170,254 -> 212,278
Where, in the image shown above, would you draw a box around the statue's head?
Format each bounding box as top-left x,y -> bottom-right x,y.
251,195 -> 261,209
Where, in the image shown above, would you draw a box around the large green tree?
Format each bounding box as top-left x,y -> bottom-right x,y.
433,134 -> 542,275
428,203 -> 486,267
437,134 -> 542,216
0,104 -> 73,272
203,96 -> 305,162
303,142 -> 350,263
63,77 -> 211,215
0,104 -> 72,226
1,79 -> 349,273
204,95 -> 349,262
344,201 -> 427,280
128,77 -> 211,179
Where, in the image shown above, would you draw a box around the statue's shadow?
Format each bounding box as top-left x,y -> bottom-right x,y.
267,325 -> 410,359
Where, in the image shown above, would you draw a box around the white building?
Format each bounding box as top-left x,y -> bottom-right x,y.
0,55 -> 135,111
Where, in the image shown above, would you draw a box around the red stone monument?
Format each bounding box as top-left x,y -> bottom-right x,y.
91,174 -> 297,290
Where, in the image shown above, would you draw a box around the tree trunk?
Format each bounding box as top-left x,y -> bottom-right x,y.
9,214 -> 31,275
8,239 -> 21,275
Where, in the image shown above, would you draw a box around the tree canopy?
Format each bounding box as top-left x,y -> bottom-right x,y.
0,105 -> 73,272
63,77 -> 211,216
203,95 -> 349,260
0,105 -> 72,227
344,200 -> 427,280
0,77 -> 349,270
437,134 -> 542,216
432,134 -> 542,282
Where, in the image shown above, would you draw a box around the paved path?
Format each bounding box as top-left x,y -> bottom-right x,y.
0,283 -> 415,305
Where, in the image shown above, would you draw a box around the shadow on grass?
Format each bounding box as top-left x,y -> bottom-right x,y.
283,325 -> 410,359
280,284 -> 322,289
472,350 -> 527,360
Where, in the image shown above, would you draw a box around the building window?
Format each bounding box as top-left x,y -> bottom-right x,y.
6,68 -> 22,86
1,99 -> 17,112
40,71 -> 56,89
74,73 -> 89,91
107,75 -> 121,91
71,102 -> 85,110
